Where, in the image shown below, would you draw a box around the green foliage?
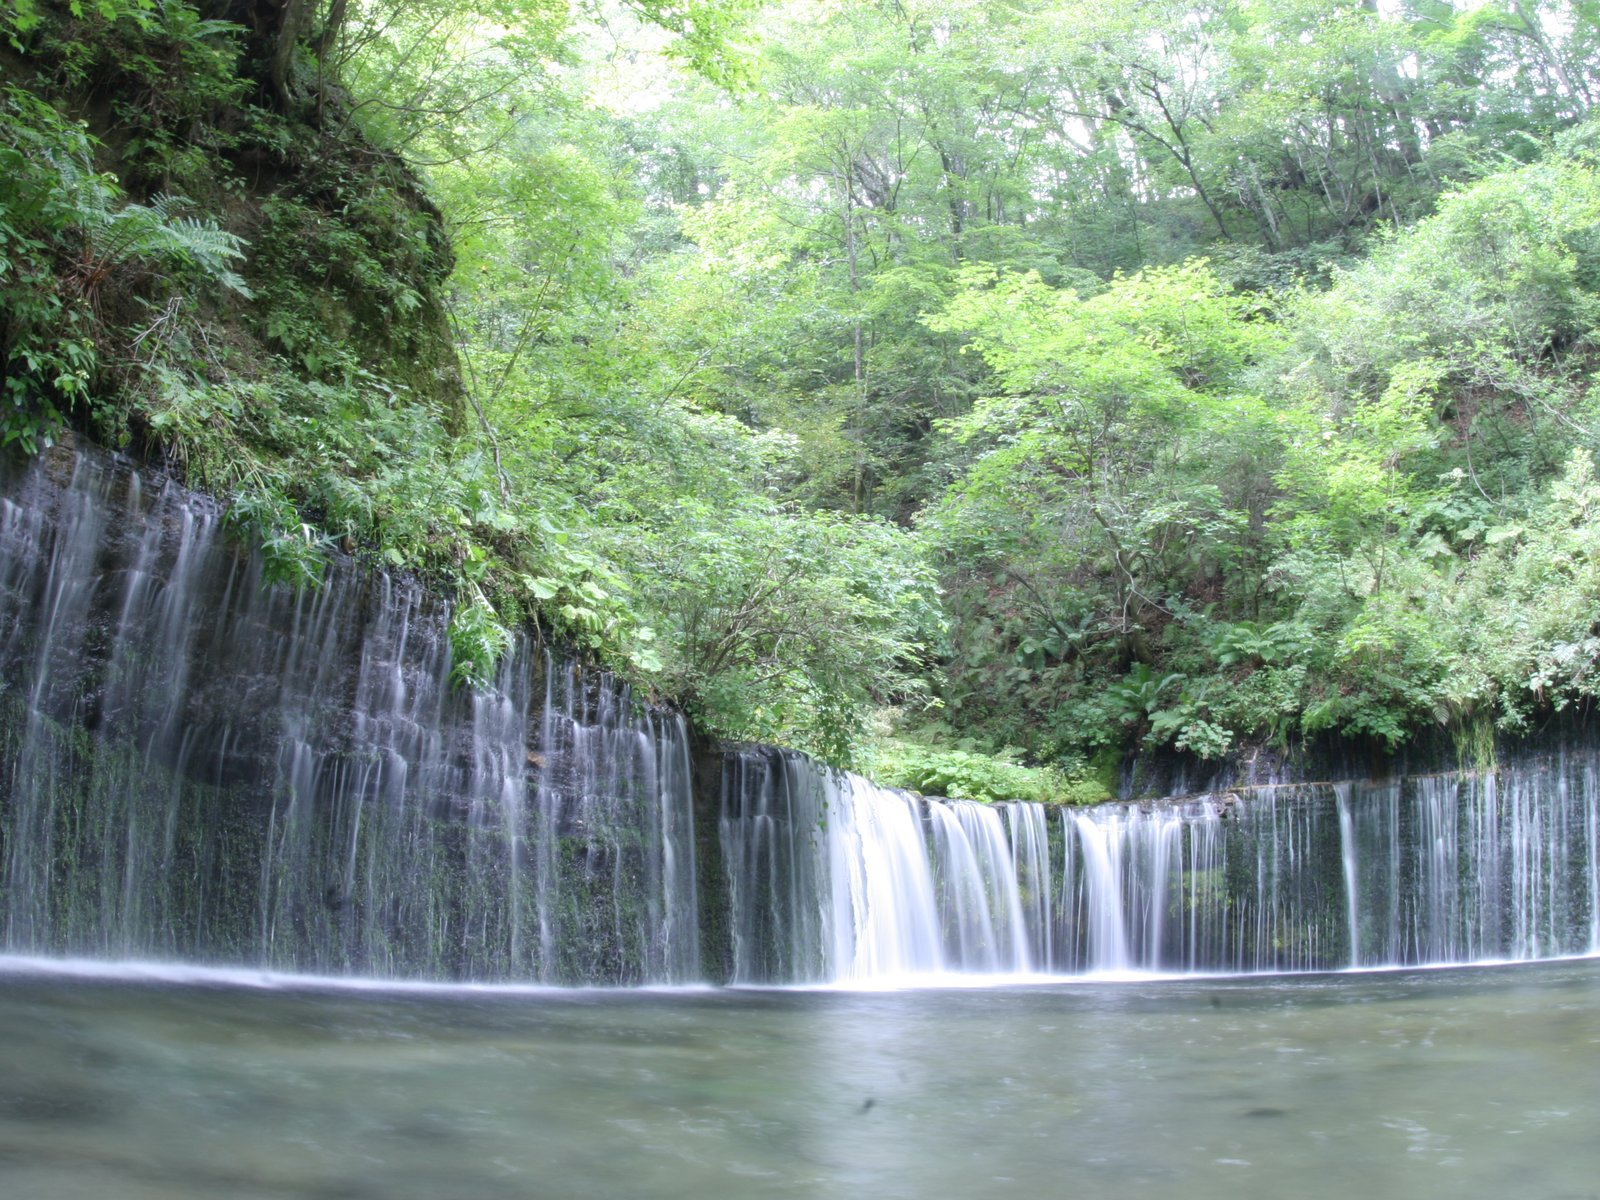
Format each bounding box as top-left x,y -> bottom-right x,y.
626,500 -> 945,761
1206,620 -> 1303,669
30,0 -> 246,192
915,258 -> 1280,762
0,79 -> 250,452
1447,447 -> 1600,728
1106,664 -> 1186,727
14,0 -> 1600,774
899,138 -> 1600,766
449,599 -> 514,690
91,193 -> 253,298
226,490 -> 328,591
621,0 -> 759,89
0,86 -> 103,450
865,740 -> 1075,806
4,0 -> 154,47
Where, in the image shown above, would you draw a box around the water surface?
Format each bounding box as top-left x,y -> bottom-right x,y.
1,957 -> 1596,1199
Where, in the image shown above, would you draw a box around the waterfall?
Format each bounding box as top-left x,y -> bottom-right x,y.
0,450 -> 698,984
5,448 -> 1600,988
1005,801 -> 1053,968
1070,813 -> 1131,971
718,748 -> 1049,982
1335,783 -> 1361,964
1049,773 -> 1598,974
719,749 -> 1600,983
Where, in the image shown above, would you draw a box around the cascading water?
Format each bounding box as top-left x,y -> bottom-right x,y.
4,449 -> 1600,990
1004,801 -> 1053,967
1068,812 -> 1131,971
0,449 -> 698,984
718,747 -> 1038,982
1335,783 -> 1362,964
1051,769 -> 1597,973
719,749 -> 1600,982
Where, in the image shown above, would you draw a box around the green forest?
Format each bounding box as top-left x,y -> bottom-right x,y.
4,0 -> 1600,803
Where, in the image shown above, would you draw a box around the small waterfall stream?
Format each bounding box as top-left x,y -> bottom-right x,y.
1334,783 -> 1361,964
0,451 -> 698,984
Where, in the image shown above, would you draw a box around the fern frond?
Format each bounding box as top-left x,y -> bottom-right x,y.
94,195 -> 254,298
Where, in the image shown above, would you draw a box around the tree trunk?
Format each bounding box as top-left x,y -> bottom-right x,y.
270,0 -> 311,107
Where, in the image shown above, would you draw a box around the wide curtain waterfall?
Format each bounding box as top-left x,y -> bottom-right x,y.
3,449 -> 1600,988
719,748 -> 1600,982
0,450 -> 698,984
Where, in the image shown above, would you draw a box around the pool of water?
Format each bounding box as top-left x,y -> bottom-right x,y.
1,956 -> 1597,1199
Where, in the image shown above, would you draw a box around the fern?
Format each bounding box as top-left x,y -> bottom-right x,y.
449,596 -> 512,690
92,194 -> 253,298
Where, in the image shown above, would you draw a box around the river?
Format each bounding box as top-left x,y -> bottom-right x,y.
2,956 -> 1596,1199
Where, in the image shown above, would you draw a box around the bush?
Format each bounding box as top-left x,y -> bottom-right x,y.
863,734 -> 1108,806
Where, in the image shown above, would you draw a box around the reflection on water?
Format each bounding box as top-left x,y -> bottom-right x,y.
1,956 -> 1597,1199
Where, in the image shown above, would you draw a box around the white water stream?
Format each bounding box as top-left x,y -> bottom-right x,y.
721,750 -> 1600,983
